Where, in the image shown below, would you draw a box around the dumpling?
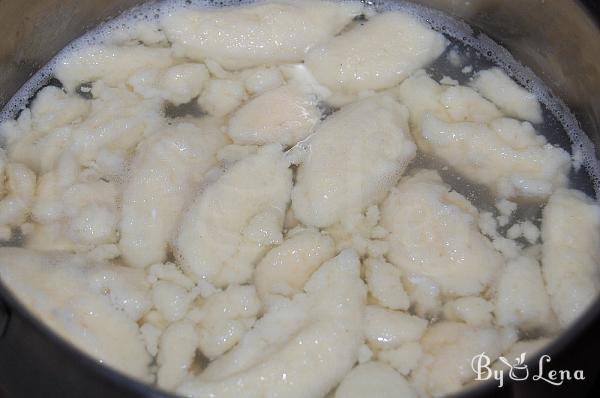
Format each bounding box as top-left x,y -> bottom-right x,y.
0,248 -> 152,381
55,45 -> 173,91
254,228 -> 335,299
381,170 -> 503,296
228,84 -> 321,146
292,94 -> 416,228
541,189 -> 600,327
161,0 -> 363,70
173,144 -> 292,287
471,67 -> 543,124
396,72 -> 570,199
119,119 -> 228,268
177,250 -> 366,398
420,115 -> 570,199
306,12 -> 446,93
334,361 -> 415,398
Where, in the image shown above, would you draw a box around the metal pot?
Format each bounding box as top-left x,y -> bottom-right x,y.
1,1 -> 599,397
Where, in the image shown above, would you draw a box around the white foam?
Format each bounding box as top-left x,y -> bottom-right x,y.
1,0 -> 599,197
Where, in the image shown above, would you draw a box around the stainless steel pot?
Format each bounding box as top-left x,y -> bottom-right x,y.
1,1 -> 599,397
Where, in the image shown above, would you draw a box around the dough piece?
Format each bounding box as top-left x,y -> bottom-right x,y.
404,275 -> 442,319
471,67 -> 543,123
381,170 -> 503,296
542,189 -> 600,327
157,320 -> 198,390
365,258 -> 410,311
421,115 -> 570,198
177,250 -> 366,398
152,281 -> 194,323
29,154 -> 121,250
228,84 -> 321,146
254,228 -> 335,299
29,86 -> 91,133
243,66 -> 284,95
377,342 -> 423,376
306,12 -> 446,93
0,89 -> 89,175
0,163 -> 36,227
198,79 -> 246,117
55,44 -> 173,91
174,144 -> 292,287
128,63 -> 210,105
161,1 -> 363,70
395,70 -> 501,134
334,361 -> 415,398
196,285 -> 261,359
442,296 -> 493,327
87,264 -> 152,321
364,305 -> 428,350
67,83 -> 164,166
110,20 -> 169,46
0,248 -> 152,381
494,256 -> 555,332
396,72 -> 569,199
119,119 -> 228,268
322,205 -> 389,258
292,95 -> 416,228
412,322 -> 516,397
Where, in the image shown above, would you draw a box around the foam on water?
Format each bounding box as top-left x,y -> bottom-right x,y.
1,0 -> 599,197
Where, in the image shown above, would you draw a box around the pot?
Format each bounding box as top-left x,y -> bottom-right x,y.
1,1 -> 599,397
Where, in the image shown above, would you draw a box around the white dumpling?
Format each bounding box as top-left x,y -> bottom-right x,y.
242,66 -> 285,95
151,281 -> 193,323
364,305 -> 428,351
55,44 -> 173,91
29,86 -> 91,134
128,63 -> 210,105
228,84 -> 322,146
119,119 -> 228,268
365,258 -> 410,311
177,250 -> 366,398
173,144 -> 292,287
377,342 -> 423,376
396,72 -> 570,199
471,67 -> 543,124
381,170 -> 503,296
306,12 -> 446,94
541,189 -> 600,327
161,0 -> 363,70
254,228 -> 335,299
67,84 -> 164,166
494,255 -> 555,332
0,248 -> 152,381
395,70 -> 501,138
292,94 -> 416,228
197,79 -> 247,117
157,320 -> 198,390
334,361 -> 416,398
421,114 -> 570,199
442,296 -> 493,327
196,285 -> 261,359
29,156 -> 121,250
87,264 -> 152,322
412,322 -> 516,397
0,162 -> 36,227
0,87 -> 90,174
